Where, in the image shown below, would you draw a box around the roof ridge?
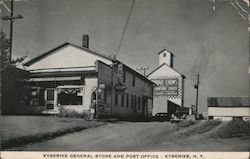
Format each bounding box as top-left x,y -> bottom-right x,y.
24,42 -> 115,66
157,49 -> 174,56
147,63 -> 185,78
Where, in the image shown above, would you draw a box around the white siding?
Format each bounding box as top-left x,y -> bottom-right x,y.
148,64 -> 184,113
208,107 -> 250,117
214,117 -> 233,121
159,50 -> 172,66
149,65 -> 181,77
27,45 -> 112,70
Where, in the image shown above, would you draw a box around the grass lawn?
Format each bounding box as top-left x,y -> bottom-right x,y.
211,120 -> 250,138
0,115 -> 103,149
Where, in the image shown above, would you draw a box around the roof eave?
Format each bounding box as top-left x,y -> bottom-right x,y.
24,42 -> 115,67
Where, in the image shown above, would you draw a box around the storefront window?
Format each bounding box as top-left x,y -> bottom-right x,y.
58,87 -> 83,105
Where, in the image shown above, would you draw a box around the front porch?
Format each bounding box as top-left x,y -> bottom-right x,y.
23,75 -> 90,114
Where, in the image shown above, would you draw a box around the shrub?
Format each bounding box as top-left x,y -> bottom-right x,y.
213,120 -> 250,138
179,120 -> 222,137
57,107 -> 89,119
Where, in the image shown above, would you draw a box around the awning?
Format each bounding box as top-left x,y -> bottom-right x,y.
26,76 -> 82,82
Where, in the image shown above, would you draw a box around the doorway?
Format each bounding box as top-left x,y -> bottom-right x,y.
45,89 -> 56,110
142,96 -> 148,117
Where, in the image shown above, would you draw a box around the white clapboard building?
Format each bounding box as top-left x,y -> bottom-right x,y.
17,36 -> 154,117
148,49 -> 185,117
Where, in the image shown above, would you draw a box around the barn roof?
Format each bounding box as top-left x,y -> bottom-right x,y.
207,97 -> 250,107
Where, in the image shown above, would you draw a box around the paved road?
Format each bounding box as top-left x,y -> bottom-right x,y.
10,121 -> 250,151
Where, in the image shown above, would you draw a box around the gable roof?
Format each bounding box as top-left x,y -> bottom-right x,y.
147,63 -> 186,78
117,61 -> 155,85
208,97 -> 250,107
24,42 -> 115,66
157,49 -> 175,56
23,42 -> 154,86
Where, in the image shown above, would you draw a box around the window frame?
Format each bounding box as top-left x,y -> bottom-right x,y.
132,75 -> 135,87
46,89 -> 55,101
115,94 -> 118,106
134,95 -> 137,109
138,96 -> 141,110
126,93 -> 129,108
121,94 -> 124,107
131,94 -> 133,108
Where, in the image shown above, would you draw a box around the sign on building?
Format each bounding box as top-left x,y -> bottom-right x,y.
152,77 -> 179,96
113,62 -> 124,82
117,63 -> 123,80
114,82 -> 127,94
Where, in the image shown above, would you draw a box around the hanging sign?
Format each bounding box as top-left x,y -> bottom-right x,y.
114,82 -> 127,94
117,63 -> 124,80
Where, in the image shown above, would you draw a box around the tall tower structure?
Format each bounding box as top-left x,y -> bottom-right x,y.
148,49 -> 185,116
158,49 -> 174,67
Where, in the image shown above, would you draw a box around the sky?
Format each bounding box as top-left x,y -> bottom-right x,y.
1,0 -> 249,113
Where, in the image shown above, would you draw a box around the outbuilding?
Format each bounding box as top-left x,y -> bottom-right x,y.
208,97 -> 250,121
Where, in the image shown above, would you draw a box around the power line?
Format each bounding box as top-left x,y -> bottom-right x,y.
235,0 -> 247,13
0,0 -> 11,13
230,0 -> 247,22
116,0 -> 135,56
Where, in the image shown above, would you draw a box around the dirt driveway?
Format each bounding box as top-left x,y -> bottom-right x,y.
9,121 -> 250,151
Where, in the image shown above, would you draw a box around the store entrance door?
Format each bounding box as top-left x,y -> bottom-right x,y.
142,96 -> 148,117
45,89 -> 56,110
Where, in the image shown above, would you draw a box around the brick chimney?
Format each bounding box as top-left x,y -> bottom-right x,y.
82,34 -> 89,48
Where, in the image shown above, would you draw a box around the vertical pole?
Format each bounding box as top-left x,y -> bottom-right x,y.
195,74 -> 199,115
136,67 -> 149,77
95,89 -> 98,119
110,65 -> 113,116
9,0 -> 14,62
143,68 -> 146,77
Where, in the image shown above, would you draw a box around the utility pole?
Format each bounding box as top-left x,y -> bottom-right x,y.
9,0 -> 13,62
194,74 -> 199,115
1,0 -> 23,62
136,67 -> 149,77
